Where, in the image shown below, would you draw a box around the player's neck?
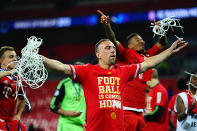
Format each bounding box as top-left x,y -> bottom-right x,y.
136,50 -> 145,54
98,61 -> 112,70
1,65 -> 6,70
1,65 -> 11,71
190,87 -> 197,96
150,79 -> 159,88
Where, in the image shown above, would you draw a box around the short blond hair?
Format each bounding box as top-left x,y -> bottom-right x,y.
0,46 -> 15,58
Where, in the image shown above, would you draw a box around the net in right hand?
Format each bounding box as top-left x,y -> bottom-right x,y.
150,16 -> 184,37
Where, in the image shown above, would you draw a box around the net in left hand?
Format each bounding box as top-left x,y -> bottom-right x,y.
10,36 -> 48,109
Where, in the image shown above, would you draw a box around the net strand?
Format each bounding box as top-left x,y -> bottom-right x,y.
185,71 -> 197,101
150,16 -> 184,37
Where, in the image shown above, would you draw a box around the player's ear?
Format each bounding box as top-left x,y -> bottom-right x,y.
146,81 -> 150,87
96,52 -> 100,59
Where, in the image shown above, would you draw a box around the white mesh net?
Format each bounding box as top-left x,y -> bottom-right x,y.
8,36 -> 48,109
185,71 -> 197,101
18,36 -> 48,89
150,16 -> 184,37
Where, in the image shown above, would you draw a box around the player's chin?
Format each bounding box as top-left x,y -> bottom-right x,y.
140,46 -> 145,51
137,48 -> 145,54
109,59 -> 116,65
9,64 -> 16,69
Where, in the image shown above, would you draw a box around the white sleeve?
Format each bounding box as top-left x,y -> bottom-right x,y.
174,92 -> 188,112
69,65 -> 77,79
134,64 -> 140,78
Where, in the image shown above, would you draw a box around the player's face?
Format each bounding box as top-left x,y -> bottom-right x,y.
97,41 -> 116,65
128,35 -> 145,52
0,50 -> 17,70
191,75 -> 197,89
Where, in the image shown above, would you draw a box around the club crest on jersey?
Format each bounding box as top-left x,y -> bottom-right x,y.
111,112 -> 117,119
4,80 -> 8,84
3,86 -> 12,98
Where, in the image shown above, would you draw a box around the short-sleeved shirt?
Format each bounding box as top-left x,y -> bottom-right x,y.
0,69 -> 23,120
168,94 -> 178,128
145,83 -> 169,131
70,64 -> 140,131
117,43 -> 162,110
168,95 -> 177,112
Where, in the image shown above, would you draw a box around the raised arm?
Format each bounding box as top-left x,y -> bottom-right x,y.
156,35 -> 168,50
140,38 -> 187,73
41,55 -> 72,77
0,69 -> 17,78
97,10 -> 120,48
153,21 -> 168,49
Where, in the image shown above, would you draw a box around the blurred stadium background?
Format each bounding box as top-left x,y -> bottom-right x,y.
0,0 -> 197,130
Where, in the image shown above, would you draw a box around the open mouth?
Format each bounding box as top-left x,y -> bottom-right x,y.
110,55 -> 116,58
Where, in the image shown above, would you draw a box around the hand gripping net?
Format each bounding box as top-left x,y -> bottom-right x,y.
17,36 -> 48,89
150,16 -> 184,37
12,36 -> 48,109
185,71 -> 197,101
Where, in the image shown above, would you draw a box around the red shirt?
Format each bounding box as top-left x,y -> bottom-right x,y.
168,94 -> 178,128
145,83 -> 169,131
0,69 -> 21,120
168,95 -> 177,112
117,43 -> 161,109
70,64 -> 140,131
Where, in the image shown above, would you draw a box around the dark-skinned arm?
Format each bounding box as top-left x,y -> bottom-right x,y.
156,35 -> 168,50
176,95 -> 187,121
97,10 -> 120,48
176,95 -> 196,121
153,21 -> 168,50
140,38 -> 187,73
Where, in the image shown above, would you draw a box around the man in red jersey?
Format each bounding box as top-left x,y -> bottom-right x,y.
41,37 -> 186,131
97,10 -> 167,131
0,46 -> 26,131
144,69 -> 169,131
168,77 -> 188,130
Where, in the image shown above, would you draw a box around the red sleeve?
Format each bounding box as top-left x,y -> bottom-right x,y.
117,43 -> 126,55
121,64 -> 141,81
140,69 -> 153,82
117,43 -> 127,61
69,64 -> 88,83
168,95 -> 177,111
146,44 -> 162,56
